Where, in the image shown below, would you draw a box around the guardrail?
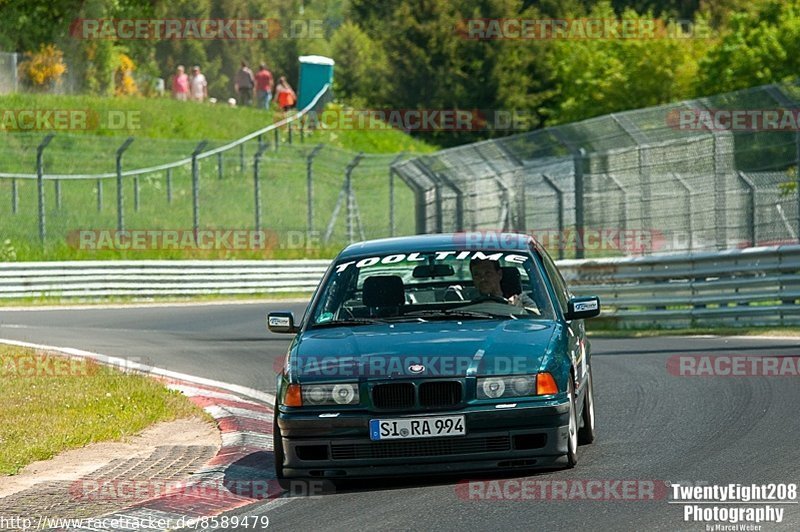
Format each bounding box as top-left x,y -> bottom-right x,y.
2,245 -> 799,327
0,260 -> 330,299
562,244 -> 800,327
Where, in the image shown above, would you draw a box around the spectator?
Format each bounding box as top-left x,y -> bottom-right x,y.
254,63 -> 274,110
234,61 -> 255,106
275,76 -> 297,112
172,65 -> 189,101
190,65 -> 208,102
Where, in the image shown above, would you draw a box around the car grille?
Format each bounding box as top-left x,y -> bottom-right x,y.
372,383 -> 415,409
419,381 -> 462,407
331,436 -> 511,460
371,381 -> 463,409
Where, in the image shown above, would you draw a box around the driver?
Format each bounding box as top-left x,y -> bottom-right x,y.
469,258 -> 538,311
469,258 -> 504,299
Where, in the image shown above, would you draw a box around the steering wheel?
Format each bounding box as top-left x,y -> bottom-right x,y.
471,294 -> 509,304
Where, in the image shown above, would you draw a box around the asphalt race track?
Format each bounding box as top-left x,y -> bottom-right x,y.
1,303 -> 799,531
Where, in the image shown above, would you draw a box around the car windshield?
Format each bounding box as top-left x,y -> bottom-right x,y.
308,250 -> 556,327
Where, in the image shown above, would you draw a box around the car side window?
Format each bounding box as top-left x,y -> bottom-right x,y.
536,248 -> 569,313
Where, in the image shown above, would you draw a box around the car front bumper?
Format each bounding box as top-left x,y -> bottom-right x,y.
277,400 -> 571,479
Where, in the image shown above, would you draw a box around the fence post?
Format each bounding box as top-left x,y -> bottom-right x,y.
54,180 -> 62,210
12,52 -> 18,93
542,174 -> 565,260
133,176 -> 140,212
274,128 -> 279,151
11,178 -> 17,214
253,144 -> 268,232
115,137 -> 134,231
36,133 -> 54,243
737,171 -> 757,247
605,173 -> 628,238
345,152 -> 365,243
711,134 -> 727,250
166,168 -> 172,204
96,178 -> 103,211
191,140 -> 208,238
796,134 -> 800,243
217,152 -> 223,180
574,148 -> 586,259
672,173 -> 695,252
388,153 -> 405,237
239,143 -> 245,172
306,144 -> 323,237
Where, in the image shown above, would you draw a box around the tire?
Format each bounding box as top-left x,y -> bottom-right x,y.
565,376 -> 579,468
578,368 -> 596,445
273,416 -> 292,491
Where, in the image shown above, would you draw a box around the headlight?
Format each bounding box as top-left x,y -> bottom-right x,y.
477,375 -> 537,399
302,383 -> 360,406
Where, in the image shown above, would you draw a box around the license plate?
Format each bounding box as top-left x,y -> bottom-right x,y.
369,415 -> 466,441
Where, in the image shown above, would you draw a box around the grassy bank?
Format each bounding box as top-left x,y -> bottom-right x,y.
0,345 -> 206,475
0,94 -> 438,261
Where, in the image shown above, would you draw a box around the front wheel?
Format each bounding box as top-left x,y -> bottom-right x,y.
578,368 -> 596,445
273,416 -> 291,490
565,377 -> 579,468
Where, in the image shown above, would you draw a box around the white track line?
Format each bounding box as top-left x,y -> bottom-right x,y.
0,337 -> 275,406
0,298 -> 309,311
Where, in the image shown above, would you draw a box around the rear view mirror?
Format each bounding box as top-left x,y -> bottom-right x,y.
267,311 -> 299,334
412,264 -> 455,278
564,296 -> 601,321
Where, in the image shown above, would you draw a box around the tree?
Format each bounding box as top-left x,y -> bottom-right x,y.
695,0 -> 800,94
540,2 -> 713,125
330,22 -> 388,104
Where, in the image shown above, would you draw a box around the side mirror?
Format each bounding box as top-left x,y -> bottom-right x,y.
267,311 -> 299,334
564,296 -> 601,321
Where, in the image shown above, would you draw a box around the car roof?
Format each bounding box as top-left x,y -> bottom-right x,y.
337,232 -> 536,260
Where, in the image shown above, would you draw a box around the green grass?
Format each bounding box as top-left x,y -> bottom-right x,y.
0,94 -> 436,167
0,95 -> 438,261
0,345 -> 207,476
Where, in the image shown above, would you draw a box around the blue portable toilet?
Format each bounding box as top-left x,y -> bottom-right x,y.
297,55 -> 334,110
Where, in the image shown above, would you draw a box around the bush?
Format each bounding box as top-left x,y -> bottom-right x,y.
114,53 -> 138,96
18,44 -> 67,91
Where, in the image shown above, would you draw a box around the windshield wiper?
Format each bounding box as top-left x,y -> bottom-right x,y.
378,316 -> 428,323
310,318 -> 387,329
405,309 -> 515,320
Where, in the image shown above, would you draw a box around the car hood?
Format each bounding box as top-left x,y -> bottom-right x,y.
291,320 -> 559,381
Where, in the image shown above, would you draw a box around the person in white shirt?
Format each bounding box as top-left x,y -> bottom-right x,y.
190,66 -> 208,102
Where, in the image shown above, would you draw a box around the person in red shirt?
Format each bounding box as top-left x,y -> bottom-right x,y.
275,76 -> 297,113
254,64 -> 274,110
172,65 -> 189,101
